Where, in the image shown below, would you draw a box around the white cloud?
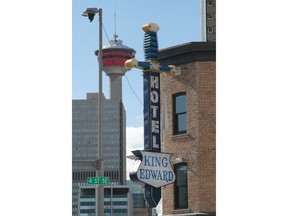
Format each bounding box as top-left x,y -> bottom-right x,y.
126,126 -> 143,149
126,126 -> 144,180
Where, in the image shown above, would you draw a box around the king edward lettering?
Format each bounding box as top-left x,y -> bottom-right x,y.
130,151 -> 176,188
139,169 -> 174,183
144,155 -> 168,167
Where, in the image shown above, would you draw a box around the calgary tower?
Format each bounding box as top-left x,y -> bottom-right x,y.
95,34 -> 136,100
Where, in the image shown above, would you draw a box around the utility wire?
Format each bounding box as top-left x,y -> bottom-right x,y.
124,75 -> 143,106
102,22 -> 111,44
102,17 -> 142,107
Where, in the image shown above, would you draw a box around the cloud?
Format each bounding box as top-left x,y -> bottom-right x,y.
126,126 -> 144,180
126,126 -> 143,149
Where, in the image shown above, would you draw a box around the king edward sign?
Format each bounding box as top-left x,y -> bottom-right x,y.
130,151 -> 175,188
125,22 -> 178,207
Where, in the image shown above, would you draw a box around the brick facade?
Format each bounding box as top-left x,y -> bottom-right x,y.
159,42 -> 216,215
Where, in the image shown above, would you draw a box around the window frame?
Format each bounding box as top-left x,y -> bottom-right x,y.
173,92 -> 187,135
207,0 -> 213,6
207,26 -> 213,33
207,13 -> 213,19
174,163 -> 188,209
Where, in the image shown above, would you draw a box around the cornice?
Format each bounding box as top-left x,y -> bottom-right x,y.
158,41 -> 216,66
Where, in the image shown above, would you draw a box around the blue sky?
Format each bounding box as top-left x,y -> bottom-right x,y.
72,0 -> 201,128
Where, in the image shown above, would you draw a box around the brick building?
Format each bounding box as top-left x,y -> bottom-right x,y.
158,41 -> 216,215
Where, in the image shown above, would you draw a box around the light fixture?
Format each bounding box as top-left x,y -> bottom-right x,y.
82,8 -> 99,22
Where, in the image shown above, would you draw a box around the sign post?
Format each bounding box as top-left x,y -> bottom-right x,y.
125,23 -> 178,207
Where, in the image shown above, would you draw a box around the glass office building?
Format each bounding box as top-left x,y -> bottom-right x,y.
78,185 -> 132,216
72,93 -> 126,216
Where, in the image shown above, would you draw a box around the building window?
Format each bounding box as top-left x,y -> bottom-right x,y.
208,26 -> 213,33
207,13 -> 213,19
207,0 -> 213,6
173,93 -> 187,134
175,163 -> 188,209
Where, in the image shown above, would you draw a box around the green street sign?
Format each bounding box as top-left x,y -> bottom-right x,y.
87,177 -> 110,185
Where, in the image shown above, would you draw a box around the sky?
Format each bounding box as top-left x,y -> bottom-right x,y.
72,0 -> 202,178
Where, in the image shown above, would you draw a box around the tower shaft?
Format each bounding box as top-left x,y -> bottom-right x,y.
108,74 -> 123,100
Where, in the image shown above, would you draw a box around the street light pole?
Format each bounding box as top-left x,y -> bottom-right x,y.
82,7 -> 104,216
110,182 -> 113,216
97,8 -> 104,216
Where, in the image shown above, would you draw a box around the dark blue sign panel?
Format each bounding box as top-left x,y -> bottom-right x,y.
145,185 -> 161,207
144,72 -> 160,152
143,69 -> 161,207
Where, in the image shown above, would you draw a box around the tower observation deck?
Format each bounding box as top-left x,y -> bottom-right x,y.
95,35 -> 136,100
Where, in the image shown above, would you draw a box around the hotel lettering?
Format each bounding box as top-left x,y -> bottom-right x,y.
150,74 -> 160,150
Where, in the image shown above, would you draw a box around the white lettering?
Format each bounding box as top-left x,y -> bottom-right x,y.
151,75 -> 159,89
152,120 -> 159,133
151,105 -> 158,118
151,91 -> 158,103
152,135 -> 159,149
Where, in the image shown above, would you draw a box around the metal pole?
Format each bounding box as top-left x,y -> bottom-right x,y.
77,189 -> 80,216
110,182 -> 113,216
97,8 -> 104,216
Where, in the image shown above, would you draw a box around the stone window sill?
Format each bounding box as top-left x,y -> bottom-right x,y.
172,208 -> 191,214
171,133 -> 189,140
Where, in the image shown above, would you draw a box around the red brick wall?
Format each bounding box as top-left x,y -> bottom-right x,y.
160,61 -> 216,214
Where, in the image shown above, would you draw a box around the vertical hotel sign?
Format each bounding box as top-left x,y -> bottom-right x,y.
144,72 -> 160,151
125,23 -> 177,207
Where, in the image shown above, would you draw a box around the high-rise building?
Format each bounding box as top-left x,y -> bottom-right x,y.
127,180 -> 147,216
77,185 -> 133,216
72,36 -> 135,216
201,0 -> 216,41
73,93 -> 126,184
72,93 -> 126,216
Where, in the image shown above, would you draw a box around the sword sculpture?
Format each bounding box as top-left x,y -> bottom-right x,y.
125,23 -> 177,207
